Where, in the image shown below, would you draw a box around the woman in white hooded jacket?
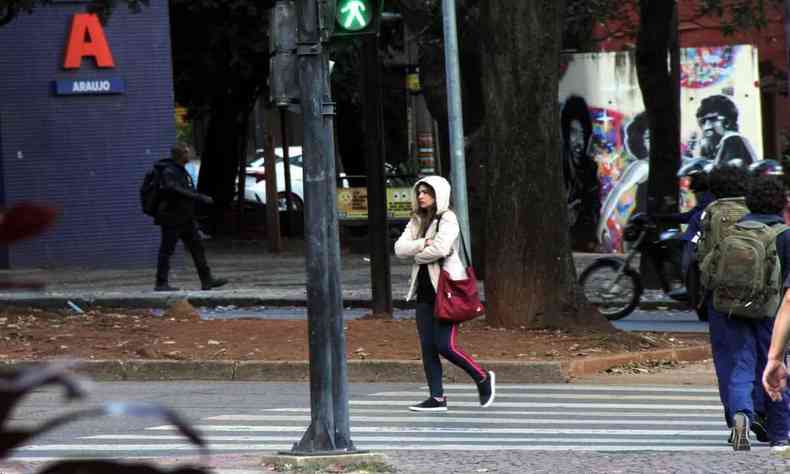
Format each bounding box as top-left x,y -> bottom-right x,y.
394,176 -> 495,412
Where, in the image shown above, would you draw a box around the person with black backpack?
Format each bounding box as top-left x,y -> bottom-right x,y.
702,169 -> 790,451
147,143 -> 227,292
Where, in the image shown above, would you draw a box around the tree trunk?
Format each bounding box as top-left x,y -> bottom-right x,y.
197,97 -> 250,233
480,0 -> 612,330
636,0 -> 680,217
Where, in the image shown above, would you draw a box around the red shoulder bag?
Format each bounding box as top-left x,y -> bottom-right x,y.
433,216 -> 485,323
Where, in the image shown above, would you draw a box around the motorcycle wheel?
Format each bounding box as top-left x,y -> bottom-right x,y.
686,263 -> 708,322
579,260 -> 643,320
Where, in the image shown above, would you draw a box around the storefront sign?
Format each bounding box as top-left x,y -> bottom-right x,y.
63,13 -> 115,69
337,187 -> 412,221
53,78 -> 125,95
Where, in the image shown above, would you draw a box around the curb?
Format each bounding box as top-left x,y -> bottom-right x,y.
0,294 -> 688,311
0,346 -> 711,382
561,346 -> 712,377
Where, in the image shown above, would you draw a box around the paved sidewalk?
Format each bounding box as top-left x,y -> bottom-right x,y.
0,239 -> 678,310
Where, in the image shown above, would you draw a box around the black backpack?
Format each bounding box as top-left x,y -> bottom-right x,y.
140,166 -> 162,217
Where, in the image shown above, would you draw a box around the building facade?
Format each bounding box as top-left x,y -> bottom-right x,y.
0,0 -> 175,267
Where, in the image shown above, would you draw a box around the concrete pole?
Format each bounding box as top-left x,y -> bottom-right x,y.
441,0 -> 471,264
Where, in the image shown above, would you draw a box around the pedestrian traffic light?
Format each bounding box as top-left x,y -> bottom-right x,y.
333,0 -> 381,37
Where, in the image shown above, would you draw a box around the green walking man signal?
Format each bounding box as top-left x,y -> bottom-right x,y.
334,0 -> 381,36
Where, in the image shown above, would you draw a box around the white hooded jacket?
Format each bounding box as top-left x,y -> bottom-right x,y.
394,175 -> 467,301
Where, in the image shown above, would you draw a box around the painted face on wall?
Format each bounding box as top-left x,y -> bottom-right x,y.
698,113 -> 726,157
568,119 -> 585,162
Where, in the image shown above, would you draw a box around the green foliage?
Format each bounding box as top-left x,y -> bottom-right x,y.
176,119 -> 193,147
0,0 -> 146,26
698,0 -> 784,35
170,0 -> 273,115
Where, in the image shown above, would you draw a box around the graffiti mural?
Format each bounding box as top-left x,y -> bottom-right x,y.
559,45 -> 763,252
561,96 -> 600,251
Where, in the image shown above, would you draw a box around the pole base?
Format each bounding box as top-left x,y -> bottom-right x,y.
278,449 -> 369,457
261,451 -> 384,470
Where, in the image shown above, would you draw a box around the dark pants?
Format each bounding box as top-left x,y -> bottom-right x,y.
416,302 -> 487,398
708,305 -> 789,441
681,241 -> 694,277
156,222 -> 210,284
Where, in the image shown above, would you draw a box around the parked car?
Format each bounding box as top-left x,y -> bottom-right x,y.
191,146 -> 347,212
245,146 -> 305,211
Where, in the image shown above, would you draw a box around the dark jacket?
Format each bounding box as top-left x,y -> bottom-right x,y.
738,213 -> 790,288
663,192 -> 715,242
154,158 -> 207,227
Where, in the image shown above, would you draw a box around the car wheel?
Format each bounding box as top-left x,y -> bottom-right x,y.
278,192 -> 304,212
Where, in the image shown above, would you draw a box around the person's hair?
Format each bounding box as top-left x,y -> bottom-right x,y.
746,175 -> 787,215
561,95 -> 592,152
696,94 -> 739,132
708,165 -> 749,199
625,112 -> 649,160
171,143 -> 193,162
689,173 -> 709,193
413,183 -> 437,237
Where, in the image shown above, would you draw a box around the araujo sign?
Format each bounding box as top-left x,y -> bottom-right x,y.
53,13 -> 125,96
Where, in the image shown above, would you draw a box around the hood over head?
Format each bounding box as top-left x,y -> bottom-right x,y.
412,175 -> 452,214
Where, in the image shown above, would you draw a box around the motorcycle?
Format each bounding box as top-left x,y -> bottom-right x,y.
579,213 -> 708,321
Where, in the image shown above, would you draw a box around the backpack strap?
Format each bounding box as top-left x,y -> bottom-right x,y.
762,223 -> 789,293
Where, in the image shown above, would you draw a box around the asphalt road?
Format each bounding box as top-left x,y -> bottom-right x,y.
4,380 -> 789,473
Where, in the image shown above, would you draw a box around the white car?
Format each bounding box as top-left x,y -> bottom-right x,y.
244,146 -> 305,211
190,146 -> 346,211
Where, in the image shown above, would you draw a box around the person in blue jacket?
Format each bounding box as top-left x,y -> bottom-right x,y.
709,171 -> 790,451
657,158 -> 715,277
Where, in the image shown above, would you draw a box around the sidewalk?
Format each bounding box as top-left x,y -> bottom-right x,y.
0,239 -> 707,383
0,238 -> 679,310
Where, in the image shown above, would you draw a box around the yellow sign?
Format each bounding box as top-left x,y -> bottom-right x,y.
337,187 -> 412,220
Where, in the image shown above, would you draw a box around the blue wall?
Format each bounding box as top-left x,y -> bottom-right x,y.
0,1 -> 174,267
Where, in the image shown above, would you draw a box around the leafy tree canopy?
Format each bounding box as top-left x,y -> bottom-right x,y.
0,0 -> 148,26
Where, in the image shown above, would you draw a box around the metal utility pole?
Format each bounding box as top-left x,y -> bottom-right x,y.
254,98 -> 282,251
279,109 -> 295,216
362,34 -> 392,317
263,129 -> 283,252
290,0 -> 354,454
441,0 -> 471,263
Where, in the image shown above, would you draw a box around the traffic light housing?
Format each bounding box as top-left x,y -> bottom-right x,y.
333,0 -> 382,37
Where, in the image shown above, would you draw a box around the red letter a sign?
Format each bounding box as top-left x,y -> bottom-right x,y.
63,13 -> 115,69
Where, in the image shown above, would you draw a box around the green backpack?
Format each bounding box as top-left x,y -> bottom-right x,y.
699,220 -> 789,319
696,197 -> 749,264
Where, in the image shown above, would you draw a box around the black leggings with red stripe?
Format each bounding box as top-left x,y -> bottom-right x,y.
416,302 -> 487,398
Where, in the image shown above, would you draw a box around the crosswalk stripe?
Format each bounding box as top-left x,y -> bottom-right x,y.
13,443 -> 744,452
205,414 -> 723,426
12,444 -> 738,453
438,384 -> 719,393
349,400 -> 723,410
12,383 -> 737,458
370,391 -> 721,401
264,408 -> 723,418
147,424 -> 728,436
82,434 -> 727,445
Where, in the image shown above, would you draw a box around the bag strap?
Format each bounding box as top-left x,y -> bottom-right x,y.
435,211 -> 471,268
